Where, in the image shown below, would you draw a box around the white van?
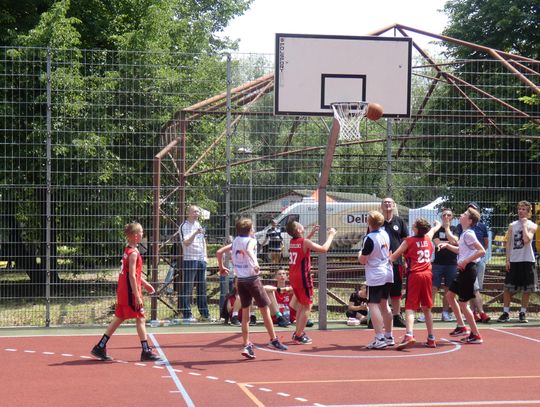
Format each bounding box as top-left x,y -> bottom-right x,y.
256,198 -> 382,257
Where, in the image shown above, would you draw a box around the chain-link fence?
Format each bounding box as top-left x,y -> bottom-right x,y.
1,45 -> 539,327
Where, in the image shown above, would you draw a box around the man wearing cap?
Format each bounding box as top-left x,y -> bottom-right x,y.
456,202 -> 490,323
263,220 -> 284,268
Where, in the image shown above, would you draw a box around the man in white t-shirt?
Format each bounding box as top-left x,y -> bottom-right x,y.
179,205 -> 210,322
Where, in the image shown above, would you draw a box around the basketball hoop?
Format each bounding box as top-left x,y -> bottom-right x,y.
330,101 -> 368,141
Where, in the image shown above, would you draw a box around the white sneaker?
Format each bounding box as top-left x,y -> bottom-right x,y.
442,312 -> 455,322
417,314 -> 426,322
347,318 -> 360,326
384,336 -> 395,346
366,338 -> 387,349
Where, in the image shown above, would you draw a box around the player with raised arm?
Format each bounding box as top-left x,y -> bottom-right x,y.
286,221 -> 336,344
390,218 -> 441,350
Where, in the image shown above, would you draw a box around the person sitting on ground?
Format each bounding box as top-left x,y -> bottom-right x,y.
346,283 -> 369,326
220,277 -> 243,326
264,268 -> 296,327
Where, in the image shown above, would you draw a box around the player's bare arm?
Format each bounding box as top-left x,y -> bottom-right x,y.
305,227 -> 336,253
216,244 -> 232,275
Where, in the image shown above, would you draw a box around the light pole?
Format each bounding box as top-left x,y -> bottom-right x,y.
237,147 -> 254,222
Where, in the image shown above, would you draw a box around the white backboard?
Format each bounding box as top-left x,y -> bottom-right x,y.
275,33 -> 412,117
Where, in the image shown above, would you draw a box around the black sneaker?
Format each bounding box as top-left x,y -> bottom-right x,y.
497,312 -> 510,323
268,338 -> 288,351
91,345 -> 112,361
393,314 -> 406,328
230,315 -> 240,326
141,349 -> 161,362
249,315 -> 257,326
241,343 -> 256,359
519,312 -> 528,323
292,332 -> 312,344
277,315 -> 290,327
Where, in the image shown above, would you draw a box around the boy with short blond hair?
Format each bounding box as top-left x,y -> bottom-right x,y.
359,211 -> 395,349
91,222 -> 160,361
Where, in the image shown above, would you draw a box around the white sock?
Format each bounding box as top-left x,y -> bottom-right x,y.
232,312 -> 238,317
520,307 -> 527,313
503,307 -> 510,313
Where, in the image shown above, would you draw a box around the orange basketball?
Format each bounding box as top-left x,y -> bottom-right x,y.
366,103 -> 384,121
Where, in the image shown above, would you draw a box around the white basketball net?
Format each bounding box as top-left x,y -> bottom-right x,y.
331,102 -> 368,141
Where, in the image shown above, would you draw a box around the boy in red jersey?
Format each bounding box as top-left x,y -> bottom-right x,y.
286,221 -> 336,344
264,268 -> 297,327
91,222 -> 160,361
390,218 -> 440,350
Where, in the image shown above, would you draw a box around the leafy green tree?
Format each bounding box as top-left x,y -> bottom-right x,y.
442,0 -> 539,59
0,0 -> 252,287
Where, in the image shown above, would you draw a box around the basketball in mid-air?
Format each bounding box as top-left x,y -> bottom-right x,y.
366,103 -> 384,121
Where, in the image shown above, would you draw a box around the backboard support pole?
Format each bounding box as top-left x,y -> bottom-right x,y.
317,118 -> 340,330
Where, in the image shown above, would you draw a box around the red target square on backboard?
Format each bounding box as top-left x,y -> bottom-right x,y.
275,33 -> 412,117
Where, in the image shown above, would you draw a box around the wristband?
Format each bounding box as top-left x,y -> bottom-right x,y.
277,287 -> 281,294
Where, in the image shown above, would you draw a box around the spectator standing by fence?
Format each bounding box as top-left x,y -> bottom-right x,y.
431,209 -> 459,322
263,220 -> 284,268
498,201 -> 538,323
180,205 -> 211,322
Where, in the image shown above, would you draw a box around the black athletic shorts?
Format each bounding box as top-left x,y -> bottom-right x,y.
449,262 -> 477,302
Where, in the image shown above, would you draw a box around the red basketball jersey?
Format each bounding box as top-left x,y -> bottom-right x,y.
404,236 -> 433,274
117,246 -> 143,306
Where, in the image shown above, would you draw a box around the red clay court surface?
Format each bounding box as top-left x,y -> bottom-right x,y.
1,325 -> 540,406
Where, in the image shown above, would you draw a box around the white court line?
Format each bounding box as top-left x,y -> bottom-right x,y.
148,333 -> 195,407
305,401 -> 540,406
257,338 -> 460,359
491,327 -> 540,343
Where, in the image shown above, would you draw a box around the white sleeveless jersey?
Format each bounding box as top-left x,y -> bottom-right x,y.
362,229 -> 393,286
509,220 -> 536,262
231,236 -> 258,278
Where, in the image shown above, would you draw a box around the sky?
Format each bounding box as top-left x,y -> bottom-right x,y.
219,0 -> 450,54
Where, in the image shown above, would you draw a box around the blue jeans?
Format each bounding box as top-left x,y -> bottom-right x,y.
180,260 -> 209,318
219,273 -> 234,311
